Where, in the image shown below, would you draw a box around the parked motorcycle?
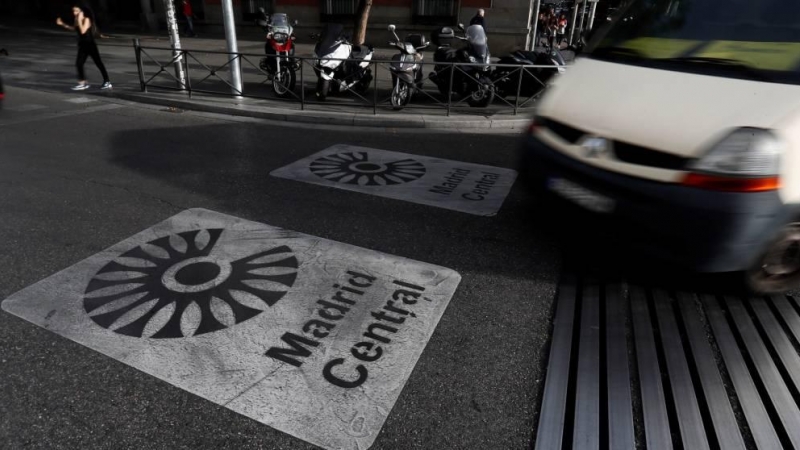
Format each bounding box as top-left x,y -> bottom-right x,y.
387,24 -> 428,110
311,23 -> 374,101
257,9 -> 299,98
429,24 -> 494,108
492,49 -> 566,98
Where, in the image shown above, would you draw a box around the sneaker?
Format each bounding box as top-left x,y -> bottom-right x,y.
100,81 -> 113,90
71,83 -> 89,91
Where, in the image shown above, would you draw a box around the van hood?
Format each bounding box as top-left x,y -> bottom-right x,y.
539,58 -> 800,158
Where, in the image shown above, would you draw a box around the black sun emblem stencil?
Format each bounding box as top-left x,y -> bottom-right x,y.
83,229 -> 299,338
309,151 -> 426,186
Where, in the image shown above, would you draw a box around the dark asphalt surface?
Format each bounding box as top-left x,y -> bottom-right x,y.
0,80 -> 559,449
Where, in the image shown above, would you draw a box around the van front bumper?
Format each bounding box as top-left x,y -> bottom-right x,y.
521,135 -> 790,273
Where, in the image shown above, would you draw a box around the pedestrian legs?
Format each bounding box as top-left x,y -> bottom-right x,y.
185,14 -> 196,37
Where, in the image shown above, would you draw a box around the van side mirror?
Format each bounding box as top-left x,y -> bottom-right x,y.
388,24 -> 396,31
457,23 -> 465,31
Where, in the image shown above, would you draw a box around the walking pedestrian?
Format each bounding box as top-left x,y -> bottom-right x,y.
181,0 -> 197,37
56,4 -> 111,91
546,13 -> 558,50
469,9 -> 487,31
557,14 -> 568,47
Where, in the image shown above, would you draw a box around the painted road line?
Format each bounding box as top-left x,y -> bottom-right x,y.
271,144 -> 518,216
1,208 -> 461,450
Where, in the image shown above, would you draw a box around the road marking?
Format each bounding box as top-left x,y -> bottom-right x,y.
65,97 -> 96,104
0,103 -> 122,127
1,208 -> 461,450
271,144 -> 518,216
4,104 -> 48,112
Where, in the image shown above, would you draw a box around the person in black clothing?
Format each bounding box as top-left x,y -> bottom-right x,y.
469,9 -> 486,31
56,4 -> 111,91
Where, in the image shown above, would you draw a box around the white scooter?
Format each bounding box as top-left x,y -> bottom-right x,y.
311,23 -> 374,100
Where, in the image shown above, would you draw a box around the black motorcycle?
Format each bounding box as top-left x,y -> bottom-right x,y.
492,49 -> 565,98
429,24 -> 494,108
387,24 -> 428,110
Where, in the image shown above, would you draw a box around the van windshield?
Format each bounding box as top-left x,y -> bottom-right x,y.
587,0 -> 800,85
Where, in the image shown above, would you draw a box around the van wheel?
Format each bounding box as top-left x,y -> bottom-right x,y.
745,222 -> 800,294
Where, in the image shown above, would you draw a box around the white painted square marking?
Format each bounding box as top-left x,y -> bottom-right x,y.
65,97 -> 96,104
271,145 -> 518,216
1,208 -> 460,450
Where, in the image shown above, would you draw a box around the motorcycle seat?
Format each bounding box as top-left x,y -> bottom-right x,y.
434,47 -> 459,62
351,45 -> 374,59
512,50 -> 538,63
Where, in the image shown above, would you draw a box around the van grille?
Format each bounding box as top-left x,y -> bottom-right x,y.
539,117 -> 690,171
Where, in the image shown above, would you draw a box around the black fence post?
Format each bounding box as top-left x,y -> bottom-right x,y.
514,66 -> 525,115
447,63 -> 455,117
300,58 -> 305,110
134,38 -> 146,92
373,61 -> 378,115
184,51 -> 193,97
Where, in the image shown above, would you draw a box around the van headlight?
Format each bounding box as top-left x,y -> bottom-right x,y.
682,128 -> 784,192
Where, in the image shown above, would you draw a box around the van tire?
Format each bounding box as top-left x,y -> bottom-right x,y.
745,222 -> 800,294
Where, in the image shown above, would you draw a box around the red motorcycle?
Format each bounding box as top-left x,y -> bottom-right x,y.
257,9 -> 299,98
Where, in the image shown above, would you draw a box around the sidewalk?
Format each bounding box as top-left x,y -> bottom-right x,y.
0,19 -> 567,130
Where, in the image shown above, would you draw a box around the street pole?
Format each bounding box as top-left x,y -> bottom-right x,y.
162,0 -> 186,89
528,0 -> 541,51
588,0 -> 598,32
221,0 -> 243,97
578,0 -> 588,43
568,0 -> 580,45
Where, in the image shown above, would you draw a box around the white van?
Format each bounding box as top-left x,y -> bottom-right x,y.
522,1 -> 800,293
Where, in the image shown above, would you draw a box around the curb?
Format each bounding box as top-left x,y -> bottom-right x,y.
110,90 -> 533,131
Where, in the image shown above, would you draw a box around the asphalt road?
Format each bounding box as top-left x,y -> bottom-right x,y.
0,77 -> 560,450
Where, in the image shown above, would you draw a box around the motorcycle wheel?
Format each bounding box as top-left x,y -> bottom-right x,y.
468,76 -> 495,108
273,66 -> 296,98
390,81 -> 411,111
315,78 -> 329,101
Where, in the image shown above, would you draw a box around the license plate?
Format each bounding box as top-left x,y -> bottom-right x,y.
547,177 -> 615,214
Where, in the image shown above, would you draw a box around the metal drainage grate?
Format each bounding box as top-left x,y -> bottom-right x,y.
534,275 -> 800,450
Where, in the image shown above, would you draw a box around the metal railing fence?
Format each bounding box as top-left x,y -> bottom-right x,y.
133,39 -> 563,116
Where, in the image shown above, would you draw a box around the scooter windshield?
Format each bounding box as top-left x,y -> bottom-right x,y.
318,23 -> 345,56
466,25 -> 488,58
